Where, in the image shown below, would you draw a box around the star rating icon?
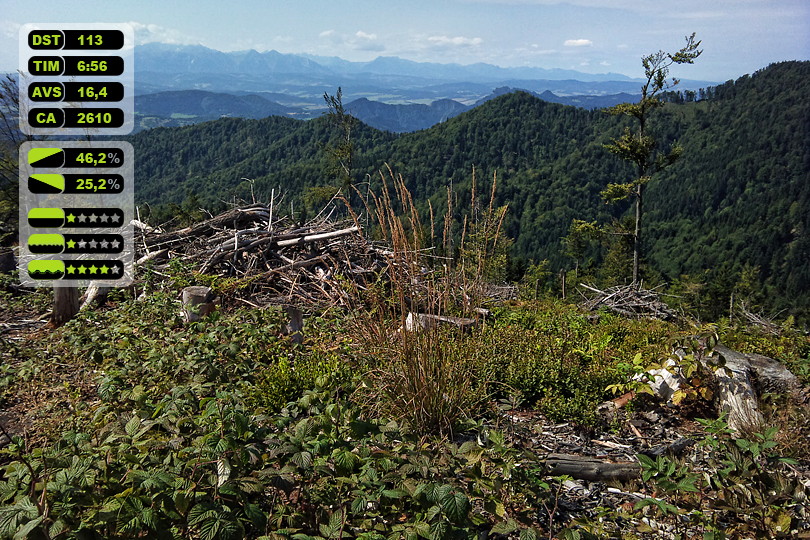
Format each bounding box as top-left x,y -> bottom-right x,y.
66,213 -> 76,224
63,262 -> 120,278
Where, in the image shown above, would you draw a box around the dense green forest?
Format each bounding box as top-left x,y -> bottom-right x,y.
131,61 -> 810,320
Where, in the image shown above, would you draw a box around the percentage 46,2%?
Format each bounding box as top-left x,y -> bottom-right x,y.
75,152 -> 122,166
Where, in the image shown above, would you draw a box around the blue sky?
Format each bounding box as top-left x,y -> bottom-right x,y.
2,0 -> 808,82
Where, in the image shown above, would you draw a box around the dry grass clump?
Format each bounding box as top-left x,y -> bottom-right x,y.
349,165 -> 507,436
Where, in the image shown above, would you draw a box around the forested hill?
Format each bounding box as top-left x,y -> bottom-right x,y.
131,61 -> 810,318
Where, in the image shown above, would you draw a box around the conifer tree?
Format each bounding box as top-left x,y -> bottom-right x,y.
602,33 -> 702,285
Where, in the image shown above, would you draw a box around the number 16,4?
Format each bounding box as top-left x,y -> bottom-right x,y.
28,82 -> 124,102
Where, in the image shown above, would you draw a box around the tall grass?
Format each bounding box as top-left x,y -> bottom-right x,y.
348,165 -> 507,437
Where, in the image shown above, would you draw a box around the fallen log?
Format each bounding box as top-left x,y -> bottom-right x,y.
403,312 -> 478,333
543,453 -> 640,482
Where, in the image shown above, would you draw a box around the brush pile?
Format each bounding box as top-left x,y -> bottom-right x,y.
579,283 -> 679,321
134,203 -> 388,308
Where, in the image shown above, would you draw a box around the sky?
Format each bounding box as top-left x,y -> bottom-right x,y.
2,0 -> 808,82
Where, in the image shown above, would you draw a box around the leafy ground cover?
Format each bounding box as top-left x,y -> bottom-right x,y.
0,273 -> 808,538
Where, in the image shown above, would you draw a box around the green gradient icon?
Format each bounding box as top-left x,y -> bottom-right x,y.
28,207 -> 65,228
28,233 -> 65,254
28,174 -> 64,194
28,147 -> 64,167
27,260 -> 65,280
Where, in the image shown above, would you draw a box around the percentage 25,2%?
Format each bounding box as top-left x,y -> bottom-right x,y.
73,177 -> 122,192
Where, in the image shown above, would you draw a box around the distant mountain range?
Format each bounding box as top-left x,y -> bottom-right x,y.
135,43 -> 643,84
132,43 -> 717,133
134,87 -> 641,133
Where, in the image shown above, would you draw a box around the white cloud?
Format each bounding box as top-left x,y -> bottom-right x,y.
427,35 -> 484,47
564,38 -> 593,47
0,20 -> 21,40
127,22 -> 198,46
318,29 -> 384,52
353,30 -> 384,51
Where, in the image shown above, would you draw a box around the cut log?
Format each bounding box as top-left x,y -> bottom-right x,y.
81,283 -> 110,310
181,286 -> 219,322
543,453 -> 640,482
403,312 -> 478,333
136,248 -> 169,265
274,226 -> 359,248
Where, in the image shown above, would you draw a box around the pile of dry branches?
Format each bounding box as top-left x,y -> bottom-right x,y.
579,283 -> 679,321
134,203 -> 388,308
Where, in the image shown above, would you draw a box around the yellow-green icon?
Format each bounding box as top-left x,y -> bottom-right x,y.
28,147 -> 64,168
27,260 -> 65,280
28,207 -> 65,228
28,174 -> 64,194
28,233 -> 65,254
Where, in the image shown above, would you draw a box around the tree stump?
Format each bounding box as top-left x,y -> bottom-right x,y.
630,343 -> 801,433
0,249 -> 15,273
181,286 -> 219,322
282,305 -> 304,344
51,286 -> 80,328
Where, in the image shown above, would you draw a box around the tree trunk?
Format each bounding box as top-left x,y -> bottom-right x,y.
633,183 -> 643,285
51,286 -> 79,327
